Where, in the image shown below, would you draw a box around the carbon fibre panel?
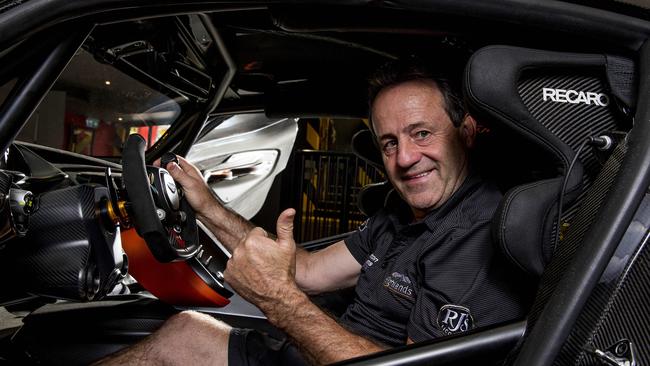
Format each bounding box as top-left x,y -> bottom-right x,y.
558,192 -> 650,365
2,185 -> 124,301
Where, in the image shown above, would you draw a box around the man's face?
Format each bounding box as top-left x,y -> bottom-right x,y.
372,80 -> 475,220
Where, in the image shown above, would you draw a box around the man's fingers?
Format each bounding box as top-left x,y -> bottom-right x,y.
162,155 -> 204,186
166,162 -> 194,188
177,156 -> 204,178
276,208 -> 296,246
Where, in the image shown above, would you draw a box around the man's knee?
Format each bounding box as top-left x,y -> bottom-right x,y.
162,310 -> 231,338
151,311 -> 232,365
96,311 -> 232,366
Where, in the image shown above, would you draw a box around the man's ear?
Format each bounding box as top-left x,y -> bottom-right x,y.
459,114 -> 477,148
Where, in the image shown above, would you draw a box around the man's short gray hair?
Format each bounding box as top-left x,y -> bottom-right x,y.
368,56 -> 465,129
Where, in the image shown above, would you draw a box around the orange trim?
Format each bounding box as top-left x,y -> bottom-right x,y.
122,228 -> 230,307
106,201 -> 120,225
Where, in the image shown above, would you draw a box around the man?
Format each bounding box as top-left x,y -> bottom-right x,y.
100,60 -> 526,365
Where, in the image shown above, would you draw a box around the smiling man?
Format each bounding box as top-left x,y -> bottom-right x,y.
372,77 -> 473,219
99,59 -> 527,366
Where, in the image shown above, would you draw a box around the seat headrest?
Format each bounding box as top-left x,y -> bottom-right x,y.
357,181 -> 393,217
465,45 -> 634,276
351,129 -> 391,216
351,129 -> 383,169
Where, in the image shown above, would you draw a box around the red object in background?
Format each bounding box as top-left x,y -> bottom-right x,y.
136,126 -> 150,146
121,228 -> 230,307
92,121 -> 117,156
64,112 -> 86,149
134,125 -> 160,148
64,112 -> 118,156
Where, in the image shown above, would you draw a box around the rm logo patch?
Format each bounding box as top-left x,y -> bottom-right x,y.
437,304 -> 474,335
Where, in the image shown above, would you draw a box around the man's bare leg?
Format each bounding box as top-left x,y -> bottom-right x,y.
96,311 -> 231,365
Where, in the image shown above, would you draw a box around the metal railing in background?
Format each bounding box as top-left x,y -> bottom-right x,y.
294,150 -> 384,243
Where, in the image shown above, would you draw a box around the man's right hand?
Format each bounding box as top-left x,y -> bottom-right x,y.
164,155 -> 219,219
158,155 -> 255,253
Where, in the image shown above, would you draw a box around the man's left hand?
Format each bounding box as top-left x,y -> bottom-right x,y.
224,208 -> 300,311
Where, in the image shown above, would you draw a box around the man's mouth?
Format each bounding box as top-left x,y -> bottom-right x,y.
403,169 -> 433,181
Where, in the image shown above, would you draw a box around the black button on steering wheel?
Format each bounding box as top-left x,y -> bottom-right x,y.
122,134 -> 199,262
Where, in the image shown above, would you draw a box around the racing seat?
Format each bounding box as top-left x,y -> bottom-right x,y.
464,45 -> 633,277
464,46 -> 637,366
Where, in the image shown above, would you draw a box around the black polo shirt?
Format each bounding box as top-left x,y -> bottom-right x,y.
339,173 -> 528,346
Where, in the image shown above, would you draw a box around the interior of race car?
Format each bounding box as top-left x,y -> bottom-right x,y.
0,2 -> 648,366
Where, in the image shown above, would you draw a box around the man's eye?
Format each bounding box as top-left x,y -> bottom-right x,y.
414,131 -> 431,140
383,141 -> 397,154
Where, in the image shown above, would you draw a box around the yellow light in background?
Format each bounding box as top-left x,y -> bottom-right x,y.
118,117 -> 123,121
105,80 -> 111,85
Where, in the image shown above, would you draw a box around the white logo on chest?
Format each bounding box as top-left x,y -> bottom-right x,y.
437,304 -> 474,335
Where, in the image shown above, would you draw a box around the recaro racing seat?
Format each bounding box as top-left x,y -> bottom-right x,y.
464,45 -> 634,278
463,46 -> 639,366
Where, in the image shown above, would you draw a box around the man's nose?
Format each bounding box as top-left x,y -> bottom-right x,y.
396,139 -> 421,168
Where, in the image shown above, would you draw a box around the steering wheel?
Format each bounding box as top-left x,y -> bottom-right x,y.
122,134 -> 199,262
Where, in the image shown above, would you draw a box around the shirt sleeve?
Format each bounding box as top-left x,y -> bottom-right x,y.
343,216 -> 378,265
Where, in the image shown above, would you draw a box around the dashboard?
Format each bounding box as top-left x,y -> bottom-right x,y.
0,142 -> 232,308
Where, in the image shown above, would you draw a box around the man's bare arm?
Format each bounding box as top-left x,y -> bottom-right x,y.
270,286 -> 385,364
295,240 -> 361,295
194,196 -> 255,252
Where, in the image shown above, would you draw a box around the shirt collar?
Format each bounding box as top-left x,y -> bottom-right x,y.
385,169 -> 483,232
421,171 -> 482,231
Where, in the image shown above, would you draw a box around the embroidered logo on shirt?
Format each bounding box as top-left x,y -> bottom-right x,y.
383,272 -> 415,300
363,253 -> 378,269
437,304 -> 474,335
358,218 -> 369,232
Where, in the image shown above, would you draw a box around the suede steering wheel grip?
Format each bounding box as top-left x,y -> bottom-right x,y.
122,134 -> 197,262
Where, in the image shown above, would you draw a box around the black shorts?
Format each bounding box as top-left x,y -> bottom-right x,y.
228,328 -> 309,366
